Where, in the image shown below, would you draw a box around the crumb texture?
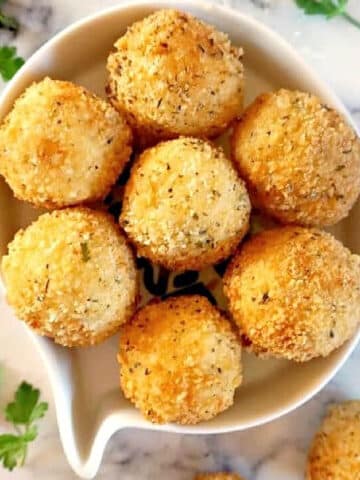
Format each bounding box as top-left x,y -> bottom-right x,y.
1,208 -> 138,347
231,89 -> 360,226
119,295 -> 242,424
307,401 -> 360,479
121,137 -> 250,271
0,77 -> 132,208
224,226 -> 360,361
107,9 -> 244,146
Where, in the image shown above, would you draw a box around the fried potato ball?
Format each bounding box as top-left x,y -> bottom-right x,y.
0,78 -> 132,208
121,137 -> 250,271
1,208 -> 137,347
224,226 -> 360,362
107,9 -> 244,147
231,89 -> 360,226
118,295 -> 242,424
195,474 -> 245,480
307,401 -> 360,479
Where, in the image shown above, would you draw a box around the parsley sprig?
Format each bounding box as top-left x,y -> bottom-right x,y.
0,46 -> 24,81
0,0 -> 25,81
295,0 -> 360,30
0,382 -> 48,471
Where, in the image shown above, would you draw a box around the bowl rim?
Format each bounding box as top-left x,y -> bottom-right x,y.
1,1 -> 359,477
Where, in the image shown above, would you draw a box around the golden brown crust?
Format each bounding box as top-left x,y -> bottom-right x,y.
1,207 -> 138,347
223,226 -> 360,361
0,77 -> 132,208
195,474 -> 244,480
121,137 -> 250,271
307,401 -> 360,479
231,89 -> 360,227
118,295 -> 242,424
107,9 -> 244,147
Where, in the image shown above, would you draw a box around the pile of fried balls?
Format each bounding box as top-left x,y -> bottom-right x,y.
1,9 -> 360,426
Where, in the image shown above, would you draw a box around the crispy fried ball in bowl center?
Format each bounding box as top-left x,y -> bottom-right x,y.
307,401 -> 360,479
231,89 -> 360,226
107,9 -> 244,147
121,137 -> 251,271
118,295 -> 242,425
0,78 -> 132,208
1,208 -> 138,347
224,226 -> 360,362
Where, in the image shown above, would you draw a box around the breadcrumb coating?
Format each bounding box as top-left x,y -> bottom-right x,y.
0,77 -> 132,208
307,401 -> 360,479
231,89 -> 360,226
118,295 -> 242,424
121,137 -> 250,271
195,474 -> 244,480
224,226 -> 360,362
1,208 -> 138,347
107,9 -> 244,147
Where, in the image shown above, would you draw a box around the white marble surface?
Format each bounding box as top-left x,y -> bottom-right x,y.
0,0 -> 360,479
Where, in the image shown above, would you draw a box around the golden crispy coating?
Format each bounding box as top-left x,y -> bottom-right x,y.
195,474 -> 244,480
118,295 -> 242,424
307,401 -> 360,479
121,137 -> 250,271
231,89 -> 360,226
1,208 -> 137,347
0,78 -> 132,208
107,9 -> 244,147
224,227 -> 360,362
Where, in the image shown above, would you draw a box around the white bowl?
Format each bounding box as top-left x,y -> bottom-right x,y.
0,1 -> 359,478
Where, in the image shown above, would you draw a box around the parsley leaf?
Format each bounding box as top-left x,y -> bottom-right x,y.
296,0 -> 326,15
0,11 -> 19,32
295,0 -> 360,29
29,401 -> 48,424
5,382 -> 41,425
0,2 -> 24,81
0,46 -> 24,81
0,0 -> 19,32
0,382 -> 48,471
80,241 -> 91,262
0,435 -> 26,470
295,0 -> 343,17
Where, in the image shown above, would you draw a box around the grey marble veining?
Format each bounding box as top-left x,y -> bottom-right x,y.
0,1 -> 360,479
